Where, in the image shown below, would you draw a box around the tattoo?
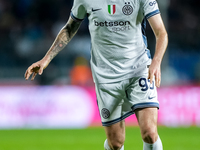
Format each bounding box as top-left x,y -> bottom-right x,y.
47,18 -> 81,61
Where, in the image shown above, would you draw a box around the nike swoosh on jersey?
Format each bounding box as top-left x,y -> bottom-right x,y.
92,8 -> 102,12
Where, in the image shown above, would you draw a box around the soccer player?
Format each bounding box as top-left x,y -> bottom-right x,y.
25,0 -> 168,149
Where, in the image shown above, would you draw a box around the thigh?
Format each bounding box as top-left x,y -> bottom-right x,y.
104,120 -> 126,144
135,107 -> 158,138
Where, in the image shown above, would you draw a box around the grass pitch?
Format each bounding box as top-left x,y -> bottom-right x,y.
0,126 -> 199,150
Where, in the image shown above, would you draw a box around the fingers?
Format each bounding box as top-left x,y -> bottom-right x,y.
148,69 -> 161,88
148,70 -> 154,84
25,67 -> 33,80
155,72 -> 161,88
24,64 -> 42,80
31,72 -> 37,81
39,67 -> 43,75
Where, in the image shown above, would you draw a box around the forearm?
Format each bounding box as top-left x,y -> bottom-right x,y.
148,14 -> 168,65
42,17 -> 81,65
153,30 -> 168,64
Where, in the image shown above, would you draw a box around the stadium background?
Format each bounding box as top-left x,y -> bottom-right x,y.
0,0 -> 200,150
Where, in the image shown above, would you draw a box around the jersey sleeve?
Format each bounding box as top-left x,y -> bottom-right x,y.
141,0 -> 160,19
71,0 -> 87,22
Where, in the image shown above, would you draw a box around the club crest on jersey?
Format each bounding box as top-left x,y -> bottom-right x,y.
122,2 -> 133,15
108,5 -> 116,15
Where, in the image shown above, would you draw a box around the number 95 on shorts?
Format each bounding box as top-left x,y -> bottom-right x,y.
95,76 -> 159,126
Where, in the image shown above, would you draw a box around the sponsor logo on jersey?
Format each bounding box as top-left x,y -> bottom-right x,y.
94,20 -> 131,32
94,20 -> 130,27
108,5 -> 116,15
122,2 -> 133,15
149,1 -> 157,6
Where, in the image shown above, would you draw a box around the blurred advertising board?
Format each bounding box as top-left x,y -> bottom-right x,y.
0,86 -> 95,128
0,86 -> 200,128
158,86 -> 200,127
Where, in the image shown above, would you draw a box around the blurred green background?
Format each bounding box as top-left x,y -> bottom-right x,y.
0,127 -> 200,150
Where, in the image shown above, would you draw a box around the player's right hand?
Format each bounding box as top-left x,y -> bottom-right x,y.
24,60 -> 46,81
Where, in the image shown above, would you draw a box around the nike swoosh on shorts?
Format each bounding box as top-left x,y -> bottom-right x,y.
148,96 -> 156,100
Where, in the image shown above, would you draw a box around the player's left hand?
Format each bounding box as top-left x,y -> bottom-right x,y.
148,59 -> 161,88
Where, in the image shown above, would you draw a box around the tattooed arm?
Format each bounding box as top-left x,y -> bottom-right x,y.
25,16 -> 81,80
